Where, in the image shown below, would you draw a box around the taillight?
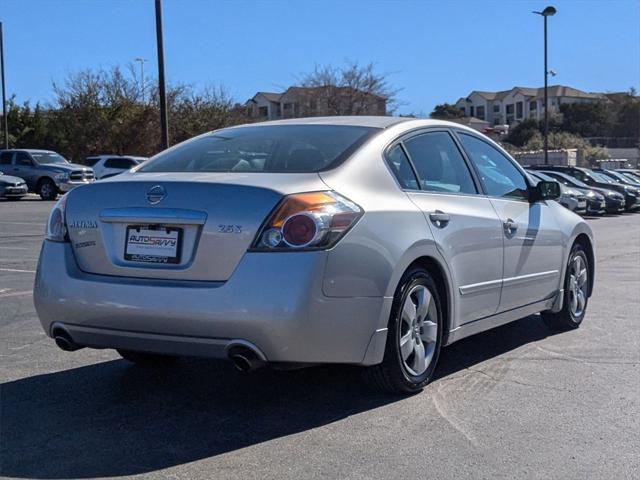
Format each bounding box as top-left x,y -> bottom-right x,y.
45,194 -> 69,242
251,191 -> 363,251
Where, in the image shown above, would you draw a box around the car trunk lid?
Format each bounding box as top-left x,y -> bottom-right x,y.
65,172 -> 327,281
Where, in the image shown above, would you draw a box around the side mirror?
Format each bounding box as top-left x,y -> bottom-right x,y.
531,180 -> 561,202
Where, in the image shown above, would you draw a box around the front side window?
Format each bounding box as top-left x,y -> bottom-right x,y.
386,144 -> 418,190
403,132 -> 477,195
139,125 -> 378,173
458,133 -> 529,200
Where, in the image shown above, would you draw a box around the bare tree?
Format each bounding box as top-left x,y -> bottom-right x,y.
298,61 -> 400,115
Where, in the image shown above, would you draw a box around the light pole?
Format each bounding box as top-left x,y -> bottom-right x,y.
155,0 -> 169,150
134,57 -> 147,102
0,22 -> 8,150
533,6 -> 557,165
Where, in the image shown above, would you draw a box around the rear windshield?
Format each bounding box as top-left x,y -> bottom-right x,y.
138,125 -> 379,173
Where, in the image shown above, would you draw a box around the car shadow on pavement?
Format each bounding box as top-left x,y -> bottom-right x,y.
1,314 -> 558,479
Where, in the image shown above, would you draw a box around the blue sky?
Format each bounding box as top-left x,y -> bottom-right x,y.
2,0 -> 639,115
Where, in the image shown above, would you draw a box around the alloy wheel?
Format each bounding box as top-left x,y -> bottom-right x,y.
399,284 -> 438,376
568,254 -> 588,318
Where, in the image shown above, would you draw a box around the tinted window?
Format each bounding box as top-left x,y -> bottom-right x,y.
16,152 -> 32,166
84,157 -> 100,167
543,171 -> 588,189
139,125 -> 378,173
403,132 -> 477,194
0,152 -> 12,165
386,144 -> 418,189
105,158 -> 137,169
458,133 -> 528,200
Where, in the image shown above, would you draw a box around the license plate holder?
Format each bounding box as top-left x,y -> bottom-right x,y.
125,225 -> 183,264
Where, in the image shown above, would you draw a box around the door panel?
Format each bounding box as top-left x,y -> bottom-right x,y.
489,198 -> 563,311
455,132 -> 564,312
399,131 -> 503,325
408,193 -> 504,323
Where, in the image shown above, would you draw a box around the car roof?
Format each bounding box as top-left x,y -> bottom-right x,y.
244,116 -> 412,129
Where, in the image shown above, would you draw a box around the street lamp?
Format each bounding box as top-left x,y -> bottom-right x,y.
134,57 -> 147,102
155,0 -> 169,150
0,22 -> 8,150
533,6 -> 557,165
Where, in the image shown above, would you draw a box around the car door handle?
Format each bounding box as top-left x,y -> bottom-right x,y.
429,211 -> 450,228
503,218 -> 518,235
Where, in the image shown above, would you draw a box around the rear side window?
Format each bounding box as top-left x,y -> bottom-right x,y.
15,152 -> 32,166
105,158 -> 137,169
139,125 -> 378,173
458,133 -> 528,200
403,132 -> 477,194
386,144 -> 418,189
0,152 -> 12,165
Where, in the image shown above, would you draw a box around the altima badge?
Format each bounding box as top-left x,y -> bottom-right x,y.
146,185 -> 166,205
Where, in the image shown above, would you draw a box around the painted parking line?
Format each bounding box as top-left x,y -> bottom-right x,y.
0,268 -> 36,274
0,221 -> 45,225
0,234 -> 44,238
0,290 -> 32,299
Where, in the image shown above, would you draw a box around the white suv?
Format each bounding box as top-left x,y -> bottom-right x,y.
85,155 -> 147,180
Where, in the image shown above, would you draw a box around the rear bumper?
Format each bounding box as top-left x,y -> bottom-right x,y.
34,241 -> 391,365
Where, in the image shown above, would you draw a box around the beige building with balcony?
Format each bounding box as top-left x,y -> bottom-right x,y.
454,85 -> 605,127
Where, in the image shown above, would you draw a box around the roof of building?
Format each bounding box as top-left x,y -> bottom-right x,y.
248,91 -> 283,103
463,85 -> 605,103
247,86 -> 386,105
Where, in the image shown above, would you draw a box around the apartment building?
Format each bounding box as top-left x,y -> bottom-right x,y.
246,86 -> 387,120
455,85 -> 605,126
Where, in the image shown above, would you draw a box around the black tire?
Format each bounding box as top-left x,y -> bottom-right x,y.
117,349 -> 178,365
541,243 -> 590,331
366,267 -> 443,394
38,178 -> 58,201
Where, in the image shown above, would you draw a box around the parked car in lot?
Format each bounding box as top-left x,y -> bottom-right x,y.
527,170 -> 586,213
34,117 -> 595,394
541,170 -> 624,214
0,171 -> 28,200
0,149 -> 94,200
84,155 -> 147,180
594,168 -> 640,189
616,169 -> 640,183
529,165 -> 638,211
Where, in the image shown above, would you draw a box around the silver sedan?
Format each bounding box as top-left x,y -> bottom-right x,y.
34,117 -> 595,393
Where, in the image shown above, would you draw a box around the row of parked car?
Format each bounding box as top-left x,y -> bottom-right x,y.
526,165 -> 640,215
0,149 -> 147,200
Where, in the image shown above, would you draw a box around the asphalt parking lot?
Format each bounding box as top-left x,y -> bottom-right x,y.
0,196 -> 638,480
